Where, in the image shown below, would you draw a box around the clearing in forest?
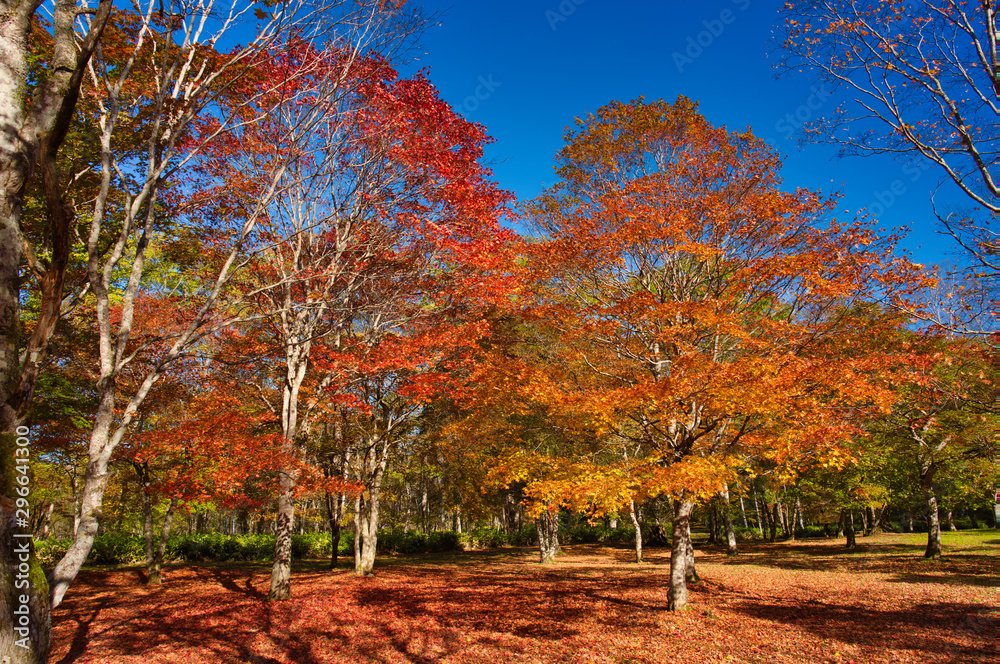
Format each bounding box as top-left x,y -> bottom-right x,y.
50,531 -> 996,664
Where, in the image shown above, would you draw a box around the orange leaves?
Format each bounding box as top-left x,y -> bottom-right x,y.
501,96 -> 930,513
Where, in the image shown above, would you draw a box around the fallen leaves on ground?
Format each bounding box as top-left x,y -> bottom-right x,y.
50,533 -> 996,664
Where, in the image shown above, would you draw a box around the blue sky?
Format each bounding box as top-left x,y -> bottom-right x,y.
403,0 -> 969,269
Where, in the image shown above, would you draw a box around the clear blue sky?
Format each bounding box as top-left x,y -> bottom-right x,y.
403,0 -> 968,269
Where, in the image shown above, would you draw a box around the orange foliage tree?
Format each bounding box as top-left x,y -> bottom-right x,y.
515,97 -> 923,610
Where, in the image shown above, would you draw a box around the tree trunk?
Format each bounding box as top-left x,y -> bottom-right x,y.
0,5 -> 111,658
268,470 -> 296,599
141,469 -> 154,575
668,496 -> 695,611
946,510 -> 957,531
355,436 -> 392,577
628,498 -> 642,563
870,503 -> 885,534
787,498 -> 797,541
356,493 -> 380,577
706,503 -> 717,544
147,497 -> 177,585
921,460 -> 942,559
845,511 -> 856,549
968,509 -> 978,529
353,495 -> 362,570
537,508 -> 560,564
797,497 -> 805,530
1,430 -> 51,664
768,502 -> 778,543
752,492 -> 763,536
49,404 -> 117,608
837,509 -> 845,537
739,494 -> 749,529
720,486 -> 738,555
327,514 -> 342,570
925,493 -> 943,558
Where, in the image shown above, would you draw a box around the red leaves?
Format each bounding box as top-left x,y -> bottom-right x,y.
49,537 -> 995,663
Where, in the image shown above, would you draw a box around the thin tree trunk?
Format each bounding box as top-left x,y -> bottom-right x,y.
845,511 -> 856,549
628,498 -> 642,563
768,502 -> 778,543
777,499 -> 788,538
739,494 -> 749,529
148,497 -> 178,585
720,485 -> 738,555
870,503 -> 886,534
946,510 -> 957,531
752,492 -> 763,536
139,465 -> 154,576
668,496 -> 695,611
353,495 -> 362,570
787,498 -> 798,541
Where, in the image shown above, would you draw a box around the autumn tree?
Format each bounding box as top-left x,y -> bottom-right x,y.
1,2 -> 110,659
876,334 -> 996,557
524,97 -> 922,611
310,75 -> 516,578
40,0 -> 420,623
219,48 -> 514,589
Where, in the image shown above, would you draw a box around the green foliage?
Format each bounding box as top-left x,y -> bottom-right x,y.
34,529 -> 467,567
374,529 -> 463,554
732,526 -> 764,543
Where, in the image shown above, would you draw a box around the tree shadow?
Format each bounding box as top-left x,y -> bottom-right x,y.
54,593 -> 113,664
722,586 -> 996,662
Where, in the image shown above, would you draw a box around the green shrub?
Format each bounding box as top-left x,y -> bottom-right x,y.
88,534 -> 145,565
292,532 -> 333,559
733,526 -> 763,542
426,531 -> 460,552
36,528 -> 457,568
508,524 -> 538,546
35,538 -> 70,567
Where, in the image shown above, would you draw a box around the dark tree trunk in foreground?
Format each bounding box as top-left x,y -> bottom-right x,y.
668,496 -> 696,611
845,512 -> 856,549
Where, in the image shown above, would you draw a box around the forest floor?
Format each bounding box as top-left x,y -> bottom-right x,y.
50,530 -> 996,664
